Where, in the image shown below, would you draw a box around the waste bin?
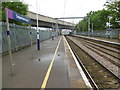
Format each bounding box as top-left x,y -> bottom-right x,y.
119,33 -> 120,39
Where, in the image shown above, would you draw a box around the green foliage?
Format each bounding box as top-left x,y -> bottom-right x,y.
2,2 -> 29,26
104,0 -> 120,28
76,0 -> 120,31
76,10 -> 110,31
76,19 -> 88,31
0,3 -> 2,21
90,10 -> 110,30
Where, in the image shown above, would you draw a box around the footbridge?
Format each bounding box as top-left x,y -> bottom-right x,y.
28,11 -> 75,30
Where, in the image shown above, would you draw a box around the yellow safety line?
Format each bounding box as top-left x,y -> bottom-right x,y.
40,37 -> 62,89
63,36 -> 67,53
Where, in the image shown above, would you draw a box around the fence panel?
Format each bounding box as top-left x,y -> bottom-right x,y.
2,22 -> 55,53
77,29 -> 120,39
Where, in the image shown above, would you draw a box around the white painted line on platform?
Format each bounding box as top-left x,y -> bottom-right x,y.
75,35 -> 120,45
63,36 -> 92,89
40,37 -> 62,89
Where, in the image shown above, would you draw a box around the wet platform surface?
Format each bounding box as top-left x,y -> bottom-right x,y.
2,36 -> 89,88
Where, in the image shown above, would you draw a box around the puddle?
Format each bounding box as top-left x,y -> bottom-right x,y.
38,59 -> 41,61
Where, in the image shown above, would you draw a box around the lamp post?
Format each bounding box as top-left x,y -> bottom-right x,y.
88,18 -> 90,36
108,16 -> 112,39
56,19 -> 59,36
92,23 -> 93,36
108,16 -> 112,28
36,0 -> 40,50
52,22 -> 54,40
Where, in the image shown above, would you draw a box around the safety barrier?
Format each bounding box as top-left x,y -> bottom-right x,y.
76,29 -> 120,39
1,22 -> 58,53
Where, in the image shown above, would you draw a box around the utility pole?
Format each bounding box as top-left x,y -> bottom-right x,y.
92,23 -> 93,36
88,18 -> 90,36
56,19 -> 59,36
108,16 -> 111,28
52,22 -> 54,40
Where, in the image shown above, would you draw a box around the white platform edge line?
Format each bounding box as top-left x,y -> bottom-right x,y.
63,36 -> 92,88
75,35 -> 120,45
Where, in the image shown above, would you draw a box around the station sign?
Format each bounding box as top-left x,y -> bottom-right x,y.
7,8 -> 31,24
6,8 -> 31,75
52,28 -> 54,32
106,28 -> 113,31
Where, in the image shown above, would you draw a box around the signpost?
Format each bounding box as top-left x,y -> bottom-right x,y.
106,28 -> 113,39
52,23 -> 54,40
6,8 -> 31,75
52,28 -> 54,40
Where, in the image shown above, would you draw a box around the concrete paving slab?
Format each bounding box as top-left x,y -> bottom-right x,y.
46,37 -> 69,88
2,35 -> 90,89
2,36 -> 60,88
63,36 -> 88,88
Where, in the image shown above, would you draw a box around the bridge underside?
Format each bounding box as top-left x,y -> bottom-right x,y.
31,19 -> 75,30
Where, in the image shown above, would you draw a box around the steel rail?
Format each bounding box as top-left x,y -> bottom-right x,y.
67,36 -> 120,80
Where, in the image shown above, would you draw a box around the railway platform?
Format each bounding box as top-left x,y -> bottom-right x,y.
2,36 -> 91,89
75,35 -> 119,44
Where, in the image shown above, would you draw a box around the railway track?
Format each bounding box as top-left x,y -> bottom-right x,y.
83,40 -> 120,67
65,35 -> 120,89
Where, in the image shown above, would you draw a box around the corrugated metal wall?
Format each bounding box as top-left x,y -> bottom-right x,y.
1,22 -> 58,53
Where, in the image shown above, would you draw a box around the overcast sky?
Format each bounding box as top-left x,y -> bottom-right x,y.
23,0 -> 107,23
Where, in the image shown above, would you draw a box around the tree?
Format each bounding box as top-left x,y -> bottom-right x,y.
89,10 -> 110,30
104,0 -> 120,28
2,1 -> 28,25
76,19 -> 88,32
76,0 -> 120,31
0,3 -> 2,21
76,10 -> 110,31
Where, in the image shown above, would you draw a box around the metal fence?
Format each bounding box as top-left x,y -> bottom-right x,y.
76,29 -> 120,39
1,22 -> 58,53
0,22 -> 2,53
